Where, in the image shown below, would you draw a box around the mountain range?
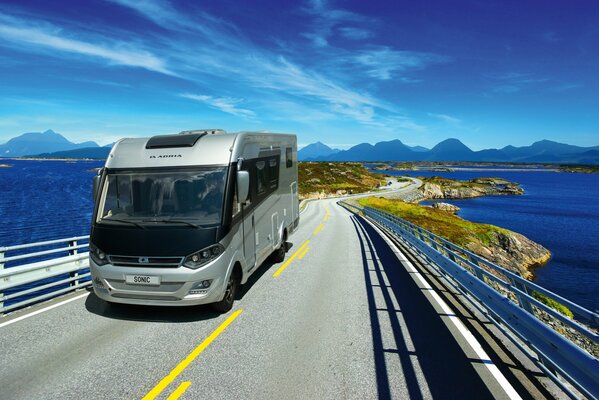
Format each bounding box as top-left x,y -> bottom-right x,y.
0,130 -> 597,164
0,130 -> 110,158
300,138 -> 599,164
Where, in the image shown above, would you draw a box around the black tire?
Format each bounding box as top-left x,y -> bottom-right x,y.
269,245 -> 286,263
213,271 -> 239,313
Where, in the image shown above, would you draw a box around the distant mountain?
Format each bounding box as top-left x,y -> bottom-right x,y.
328,139 -> 419,161
426,138 -> 475,161
408,145 -> 429,152
303,138 -> 599,164
298,141 -> 340,160
31,147 -> 111,159
0,129 -> 99,157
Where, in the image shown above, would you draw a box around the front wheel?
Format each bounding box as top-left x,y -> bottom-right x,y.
213,272 -> 239,313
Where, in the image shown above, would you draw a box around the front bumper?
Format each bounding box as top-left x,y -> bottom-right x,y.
89,255 -> 229,306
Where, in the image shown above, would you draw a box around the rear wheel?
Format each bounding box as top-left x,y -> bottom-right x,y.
213,271 -> 239,313
270,245 -> 286,263
269,230 -> 288,263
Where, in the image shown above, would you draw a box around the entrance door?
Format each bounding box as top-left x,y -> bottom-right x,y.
242,209 -> 256,271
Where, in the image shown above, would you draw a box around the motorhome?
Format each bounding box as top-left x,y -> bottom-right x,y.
89,129 -> 299,312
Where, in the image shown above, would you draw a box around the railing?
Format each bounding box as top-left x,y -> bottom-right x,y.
0,236 -> 91,315
339,201 -> 599,400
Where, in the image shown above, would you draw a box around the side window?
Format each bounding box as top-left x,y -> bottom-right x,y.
256,161 -> 267,195
286,147 -> 293,168
268,157 -> 279,189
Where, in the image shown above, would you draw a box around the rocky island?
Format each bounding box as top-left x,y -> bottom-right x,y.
419,176 -> 523,199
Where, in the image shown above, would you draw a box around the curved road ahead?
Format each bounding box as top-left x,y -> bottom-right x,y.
1,197 -> 544,399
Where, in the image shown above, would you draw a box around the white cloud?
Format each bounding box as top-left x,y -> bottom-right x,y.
0,13 -> 172,75
301,0 -> 371,47
1,1 -> 439,138
180,93 -> 255,118
355,47 -> 450,80
338,27 -> 373,40
428,113 -> 461,124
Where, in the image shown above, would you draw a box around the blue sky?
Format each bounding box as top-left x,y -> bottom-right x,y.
0,0 -> 598,150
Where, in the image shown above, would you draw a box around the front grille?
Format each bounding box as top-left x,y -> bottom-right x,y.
106,279 -> 184,292
108,255 -> 183,268
112,293 -> 179,301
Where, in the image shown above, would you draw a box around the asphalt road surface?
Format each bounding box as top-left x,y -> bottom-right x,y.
1,197 -> 538,400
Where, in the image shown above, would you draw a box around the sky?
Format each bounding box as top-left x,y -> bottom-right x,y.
0,0 -> 598,150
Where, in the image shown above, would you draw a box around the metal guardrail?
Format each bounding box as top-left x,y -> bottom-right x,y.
0,236 -> 91,315
339,200 -> 599,400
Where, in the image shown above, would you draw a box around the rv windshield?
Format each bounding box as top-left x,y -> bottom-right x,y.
97,167 -> 227,226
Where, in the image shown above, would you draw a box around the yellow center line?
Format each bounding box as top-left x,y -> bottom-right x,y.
166,382 -> 191,400
313,223 -> 325,235
273,240 -> 309,277
298,247 -> 310,260
142,309 -> 243,400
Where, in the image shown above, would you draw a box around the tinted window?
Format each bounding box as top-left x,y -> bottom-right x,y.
256,161 -> 267,194
269,157 -> 279,189
99,168 -> 227,226
286,147 -> 293,168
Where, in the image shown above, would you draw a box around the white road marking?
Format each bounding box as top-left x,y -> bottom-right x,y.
0,292 -> 89,329
360,215 -> 523,400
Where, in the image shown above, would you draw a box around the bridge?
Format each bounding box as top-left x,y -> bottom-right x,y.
1,195 -> 598,399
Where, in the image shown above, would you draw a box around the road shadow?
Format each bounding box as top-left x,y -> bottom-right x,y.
350,214 -> 495,399
84,289 -> 221,322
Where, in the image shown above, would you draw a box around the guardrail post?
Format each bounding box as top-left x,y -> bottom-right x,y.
511,278 -> 536,315
68,240 -> 79,288
0,249 -> 4,315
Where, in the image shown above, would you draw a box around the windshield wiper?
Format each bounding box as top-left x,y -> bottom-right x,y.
101,218 -> 146,229
142,219 -> 200,229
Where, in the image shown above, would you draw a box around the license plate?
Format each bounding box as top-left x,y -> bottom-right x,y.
125,275 -> 160,286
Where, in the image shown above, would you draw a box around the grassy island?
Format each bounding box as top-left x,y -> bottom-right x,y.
359,197 -> 551,280
299,162 -> 386,199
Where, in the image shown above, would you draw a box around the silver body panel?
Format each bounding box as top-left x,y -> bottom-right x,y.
91,130 -> 298,306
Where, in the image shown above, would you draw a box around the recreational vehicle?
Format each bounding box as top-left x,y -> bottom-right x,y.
89,129 -> 299,312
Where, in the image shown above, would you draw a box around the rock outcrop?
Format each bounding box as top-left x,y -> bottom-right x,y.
465,229 -> 551,280
431,202 -> 460,213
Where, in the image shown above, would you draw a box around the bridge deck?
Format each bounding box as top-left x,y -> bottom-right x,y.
0,199 -> 556,399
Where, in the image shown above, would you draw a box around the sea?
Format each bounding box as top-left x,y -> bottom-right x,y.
377,167 -> 599,312
0,160 -> 598,312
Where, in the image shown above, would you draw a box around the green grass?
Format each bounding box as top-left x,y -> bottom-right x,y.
358,197 -> 507,247
532,292 -> 574,318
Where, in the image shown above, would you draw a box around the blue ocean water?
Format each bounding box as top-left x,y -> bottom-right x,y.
382,168 -> 599,312
0,159 -> 104,247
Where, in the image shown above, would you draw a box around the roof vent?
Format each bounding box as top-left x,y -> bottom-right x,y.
146,133 -> 205,149
179,129 -> 226,135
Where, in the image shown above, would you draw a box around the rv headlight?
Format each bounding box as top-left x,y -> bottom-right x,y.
89,243 -> 109,266
183,244 -> 225,269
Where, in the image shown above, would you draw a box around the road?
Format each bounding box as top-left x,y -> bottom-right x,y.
1,197 -> 538,399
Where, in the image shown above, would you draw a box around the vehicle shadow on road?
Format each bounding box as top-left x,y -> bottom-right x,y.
84,257 -> 280,322
84,290 -> 222,322
350,214 -> 496,400
237,259 -> 278,300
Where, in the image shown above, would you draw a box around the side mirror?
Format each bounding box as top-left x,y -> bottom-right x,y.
236,170 -> 250,203
93,174 -> 101,201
